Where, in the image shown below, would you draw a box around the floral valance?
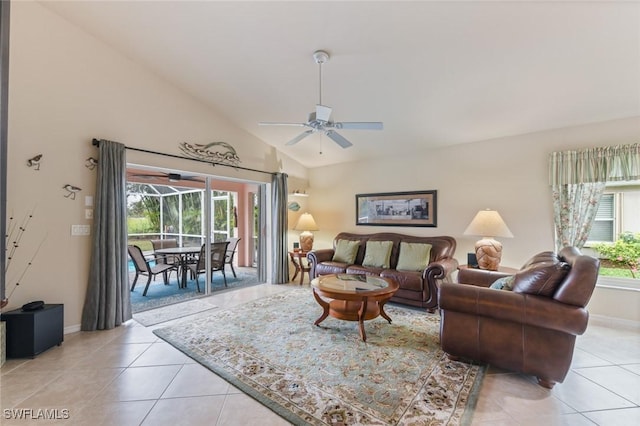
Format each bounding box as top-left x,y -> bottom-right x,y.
549,143 -> 640,186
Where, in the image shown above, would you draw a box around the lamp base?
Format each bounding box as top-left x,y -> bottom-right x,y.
299,231 -> 314,252
475,238 -> 503,271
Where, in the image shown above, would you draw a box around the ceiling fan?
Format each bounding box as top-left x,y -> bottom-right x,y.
259,50 -> 383,148
129,171 -> 204,183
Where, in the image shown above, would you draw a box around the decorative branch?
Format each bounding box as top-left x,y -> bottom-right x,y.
3,208 -> 45,308
5,208 -> 35,272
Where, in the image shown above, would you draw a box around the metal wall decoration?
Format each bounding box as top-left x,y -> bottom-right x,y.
62,184 -> 82,200
85,157 -> 98,170
179,141 -> 241,167
356,190 -> 438,227
288,201 -> 301,212
26,154 -> 43,170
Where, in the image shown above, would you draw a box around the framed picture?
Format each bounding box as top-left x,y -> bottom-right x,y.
356,190 -> 437,227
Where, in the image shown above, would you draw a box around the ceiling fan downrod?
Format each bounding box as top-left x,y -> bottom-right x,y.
313,50 -> 329,108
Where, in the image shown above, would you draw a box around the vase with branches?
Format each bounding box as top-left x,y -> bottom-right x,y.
2,209 -> 45,309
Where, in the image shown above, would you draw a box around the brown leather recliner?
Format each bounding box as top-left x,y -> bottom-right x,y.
439,247 -> 600,388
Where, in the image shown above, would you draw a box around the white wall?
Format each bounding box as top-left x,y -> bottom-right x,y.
306,116 -> 640,322
5,2 -> 306,329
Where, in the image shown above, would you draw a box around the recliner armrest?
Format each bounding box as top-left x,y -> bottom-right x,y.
457,267 -> 512,287
439,282 -> 589,335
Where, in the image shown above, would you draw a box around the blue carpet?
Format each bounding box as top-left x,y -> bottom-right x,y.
130,267 -> 261,313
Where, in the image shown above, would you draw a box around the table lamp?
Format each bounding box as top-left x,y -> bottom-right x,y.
463,209 -> 513,270
294,212 -> 318,252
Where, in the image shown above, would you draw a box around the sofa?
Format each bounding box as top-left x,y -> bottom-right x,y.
439,247 -> 600,388
307,232 -> 458,311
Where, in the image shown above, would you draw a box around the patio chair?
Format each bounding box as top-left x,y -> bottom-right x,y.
151,238 -> 181,280
224,237 -> 241,278
128,244 -> 176,296
188,241 -> 230,292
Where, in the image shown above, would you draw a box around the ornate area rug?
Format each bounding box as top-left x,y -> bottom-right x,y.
153,288 -> 485,425
133,298 -> 218,326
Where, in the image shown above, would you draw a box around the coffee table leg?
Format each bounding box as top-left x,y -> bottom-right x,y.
312,289 -> 330,326
379,300 -> 393,324
358,299 -> 368,342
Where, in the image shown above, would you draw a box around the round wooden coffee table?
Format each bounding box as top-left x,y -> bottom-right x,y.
311,274 -> 399,342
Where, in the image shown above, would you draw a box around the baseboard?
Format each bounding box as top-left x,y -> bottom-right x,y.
64,324 -> 81,334
590,313 -> 640,331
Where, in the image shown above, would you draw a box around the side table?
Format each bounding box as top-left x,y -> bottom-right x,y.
289,250 -> 311,285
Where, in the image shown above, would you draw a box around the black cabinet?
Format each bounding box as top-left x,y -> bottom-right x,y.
1,304 -> 64,358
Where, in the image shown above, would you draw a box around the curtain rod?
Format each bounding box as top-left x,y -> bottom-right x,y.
92,138 -> 276,176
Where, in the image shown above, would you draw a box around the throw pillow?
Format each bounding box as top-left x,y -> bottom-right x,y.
396,242 -> 432,271
511,262 -> 570,297
362,241 -> 394,269
332,239 -> 360,264
489,275 -> 515,290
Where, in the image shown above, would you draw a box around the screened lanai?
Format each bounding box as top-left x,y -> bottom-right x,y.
125,168 -> 261,312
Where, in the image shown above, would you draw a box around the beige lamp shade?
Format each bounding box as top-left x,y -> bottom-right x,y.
294,212 -> 319,251
464,209 -> 513,270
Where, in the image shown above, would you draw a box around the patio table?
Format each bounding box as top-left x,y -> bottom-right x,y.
154,246 -> 201,289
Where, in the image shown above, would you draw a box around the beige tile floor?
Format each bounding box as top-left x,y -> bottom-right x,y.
1,283 -> 639,425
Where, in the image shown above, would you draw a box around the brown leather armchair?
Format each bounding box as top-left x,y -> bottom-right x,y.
439,247 -> 600,388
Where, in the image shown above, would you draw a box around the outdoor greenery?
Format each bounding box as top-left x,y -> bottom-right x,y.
592,232 -> 640,279
127,186 -> 233,241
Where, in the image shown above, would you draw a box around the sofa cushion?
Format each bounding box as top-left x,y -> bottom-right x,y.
315,262 -> 348,276
396,242 -> 432,271
362,241 -> 393,268
346,265 -> 384,276
512,262 -> 570,297
332,239 -> 360,264
380,270 -> 423,291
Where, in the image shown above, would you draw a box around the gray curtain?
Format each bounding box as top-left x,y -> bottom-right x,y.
81,140 -> 131,330
271,173 -> 289,284
257,184 -> 267,283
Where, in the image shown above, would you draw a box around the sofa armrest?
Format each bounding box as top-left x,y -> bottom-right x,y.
422,257 -> 459,310
439,282 -> 589,335
307,249 -> 335,279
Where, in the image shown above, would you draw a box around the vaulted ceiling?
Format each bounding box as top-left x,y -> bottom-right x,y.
41,1 -> 640,168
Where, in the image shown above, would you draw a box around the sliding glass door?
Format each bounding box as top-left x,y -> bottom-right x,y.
126,167 -> 263,311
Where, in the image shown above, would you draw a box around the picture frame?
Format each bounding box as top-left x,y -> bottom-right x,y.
356,190 -> 437,227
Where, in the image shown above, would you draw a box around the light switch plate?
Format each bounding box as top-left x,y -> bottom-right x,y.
71,224 -> 90,236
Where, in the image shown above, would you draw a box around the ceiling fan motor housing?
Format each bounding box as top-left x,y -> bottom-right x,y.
313,50 -> 329,64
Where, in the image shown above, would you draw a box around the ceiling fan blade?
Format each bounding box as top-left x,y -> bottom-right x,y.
316,104 -> 332,122
258,122 -> 307,127
286,130 -> 314,146
325,130 -> 353,148
335,122 -> 384,130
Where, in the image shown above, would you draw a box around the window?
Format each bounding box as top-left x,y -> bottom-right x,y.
586,183 -> 640,284
587,193 -> 615,243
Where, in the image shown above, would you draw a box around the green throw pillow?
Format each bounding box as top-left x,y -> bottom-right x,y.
332,239 -> 360,264
362,241 -> 393,269
489,275 -> 515,291
396,242 -> 432,271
